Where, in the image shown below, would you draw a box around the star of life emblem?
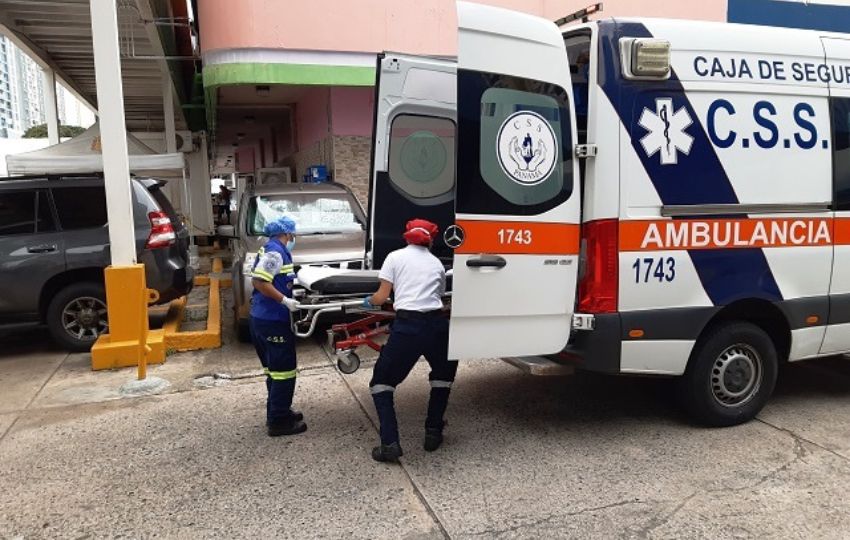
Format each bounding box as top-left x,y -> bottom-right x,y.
638,98 -> 694,165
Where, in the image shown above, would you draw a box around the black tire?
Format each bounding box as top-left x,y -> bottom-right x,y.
236,316 -> 251,343
677,321 -> 778,427
46,282 -> 108,352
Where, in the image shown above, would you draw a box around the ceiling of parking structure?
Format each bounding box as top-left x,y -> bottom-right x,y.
0,0 -> 194,132
210,84 -> 298,174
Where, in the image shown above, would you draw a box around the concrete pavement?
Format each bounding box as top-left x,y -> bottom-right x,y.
4,323 -> 850,538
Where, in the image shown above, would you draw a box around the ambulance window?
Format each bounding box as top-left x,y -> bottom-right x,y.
387,115 -> 455,202
457,70 -> 573,216
833,98 -> 850,210
565,32 -> 591,144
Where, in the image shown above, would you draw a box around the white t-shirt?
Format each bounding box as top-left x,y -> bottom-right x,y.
378,245 -> 445,312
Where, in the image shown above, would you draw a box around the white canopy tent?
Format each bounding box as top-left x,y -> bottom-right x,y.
5,123 -> 185,177
4,123 -> 208,240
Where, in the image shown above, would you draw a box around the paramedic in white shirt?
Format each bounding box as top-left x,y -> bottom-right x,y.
363,218 -> 457,463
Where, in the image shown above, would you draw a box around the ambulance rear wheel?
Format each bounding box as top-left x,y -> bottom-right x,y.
677,321 -> 777,427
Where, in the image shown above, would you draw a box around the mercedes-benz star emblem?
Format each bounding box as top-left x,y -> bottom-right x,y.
444,224 -> 465,249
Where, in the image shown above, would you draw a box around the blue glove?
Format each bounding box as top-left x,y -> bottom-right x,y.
362,296 -> 375,310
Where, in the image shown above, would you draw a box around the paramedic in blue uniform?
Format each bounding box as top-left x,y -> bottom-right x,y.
250,216 -> 305,437
364,219 -> 458,462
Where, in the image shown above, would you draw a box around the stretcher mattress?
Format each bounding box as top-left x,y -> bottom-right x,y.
297,266 -> 382,295
297,265 -> 453,295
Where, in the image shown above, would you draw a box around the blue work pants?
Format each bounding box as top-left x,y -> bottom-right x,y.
250,317 -> 298,425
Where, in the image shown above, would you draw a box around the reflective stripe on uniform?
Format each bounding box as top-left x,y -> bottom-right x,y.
279,264 -> 294,274
430,380 -> 453,389
252,269 -> 275,281
370,384 -> 396,394
263,368 -> 297,381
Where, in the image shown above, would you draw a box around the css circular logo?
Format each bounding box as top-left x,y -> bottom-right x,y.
496,111 -> 558,186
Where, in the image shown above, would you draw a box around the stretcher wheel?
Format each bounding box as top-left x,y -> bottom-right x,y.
337,351 -> 360,375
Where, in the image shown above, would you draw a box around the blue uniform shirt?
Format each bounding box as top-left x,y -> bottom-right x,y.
249,237 -> 296,322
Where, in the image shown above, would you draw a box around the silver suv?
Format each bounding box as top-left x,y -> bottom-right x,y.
231,182 -> 366,341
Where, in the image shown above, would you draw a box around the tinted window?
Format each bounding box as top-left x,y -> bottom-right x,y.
36,190 -> 56,233
834,98 -> 850,211
457,70 -> 574,216
0,190 -> 35,236
52,186 -> 108,230
387,115 -> 455,202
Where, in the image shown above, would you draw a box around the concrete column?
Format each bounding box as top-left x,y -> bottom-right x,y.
162,69 -> 176,154
89,0 -> 135,265
42,69 -> 59,145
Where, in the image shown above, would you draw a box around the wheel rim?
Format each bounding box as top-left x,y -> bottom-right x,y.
710,343 -> 762,408
61,296 -> 108,342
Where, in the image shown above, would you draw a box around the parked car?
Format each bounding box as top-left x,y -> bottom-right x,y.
231,182 -> 367,341
0,174 -> 194,351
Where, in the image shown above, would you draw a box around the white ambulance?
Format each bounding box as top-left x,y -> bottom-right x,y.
365,2 -> 850,426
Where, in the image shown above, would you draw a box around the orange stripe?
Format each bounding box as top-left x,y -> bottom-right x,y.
455,220 -> 579,255
835,217 -> 850,245
620,218 -> 833,251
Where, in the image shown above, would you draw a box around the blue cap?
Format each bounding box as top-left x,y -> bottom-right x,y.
263,216 -> 297,237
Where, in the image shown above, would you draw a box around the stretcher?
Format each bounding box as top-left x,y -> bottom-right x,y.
290,265 -> 450,374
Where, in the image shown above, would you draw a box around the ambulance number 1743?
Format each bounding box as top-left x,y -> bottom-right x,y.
632,257 -> 676,283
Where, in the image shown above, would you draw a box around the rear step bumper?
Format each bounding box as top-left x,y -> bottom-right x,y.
502,356 -> 575,376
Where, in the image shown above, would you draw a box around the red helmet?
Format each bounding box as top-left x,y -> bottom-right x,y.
403,219 -> 439,247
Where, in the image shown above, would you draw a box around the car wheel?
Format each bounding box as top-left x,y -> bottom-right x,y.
47,282 -> 108,352
676,321 -> 778,427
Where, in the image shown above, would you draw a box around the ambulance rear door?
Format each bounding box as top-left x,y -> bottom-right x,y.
448,2 -> 581,359
367,53 -> 456,270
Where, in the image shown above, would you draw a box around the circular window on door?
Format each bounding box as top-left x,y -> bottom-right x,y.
388,114 -> 455,203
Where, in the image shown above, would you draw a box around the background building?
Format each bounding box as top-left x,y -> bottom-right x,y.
0,35 -> 95,139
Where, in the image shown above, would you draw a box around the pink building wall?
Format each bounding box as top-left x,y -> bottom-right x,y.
199,0 -> 457,56
330,87 -> 374,137
294,87 -> 331,152
199,0 -> 727,58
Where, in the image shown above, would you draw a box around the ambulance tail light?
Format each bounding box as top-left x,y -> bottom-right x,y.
578,219 -> 618,314
146,211 -> 176,249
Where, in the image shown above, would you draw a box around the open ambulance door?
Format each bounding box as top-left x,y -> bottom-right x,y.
367,53 -> 457,270
448,2 -> 581,359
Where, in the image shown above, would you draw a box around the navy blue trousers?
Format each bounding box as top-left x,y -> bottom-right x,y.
370,315 -> 458,446
250,317 -> 298,425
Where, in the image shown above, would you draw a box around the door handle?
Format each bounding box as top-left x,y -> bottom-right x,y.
27,244 -> 57,254
466,255 -> 507,269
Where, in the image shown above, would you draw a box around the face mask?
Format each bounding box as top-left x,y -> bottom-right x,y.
286,239 -> 295,252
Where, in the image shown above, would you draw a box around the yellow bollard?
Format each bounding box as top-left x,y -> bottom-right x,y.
90,264 -> 166,371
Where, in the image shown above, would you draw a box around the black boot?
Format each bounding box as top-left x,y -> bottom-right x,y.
371,442 -> 403,463
424,421 -> 445,452
267,418 -> 307,437
289,409 -> 304,422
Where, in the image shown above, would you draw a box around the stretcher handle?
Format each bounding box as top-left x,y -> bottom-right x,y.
294,299 -> 364,311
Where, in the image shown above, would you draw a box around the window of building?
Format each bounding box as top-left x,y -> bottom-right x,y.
51,186 -> 108,230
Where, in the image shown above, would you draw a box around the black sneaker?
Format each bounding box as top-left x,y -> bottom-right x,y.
267,419 -> 307,437
424,427 -> 444,452
371,442 -> 403,463
289,409 -> 304,422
